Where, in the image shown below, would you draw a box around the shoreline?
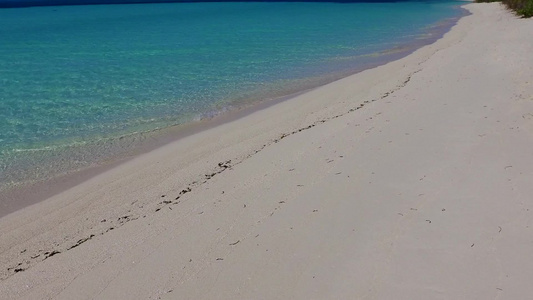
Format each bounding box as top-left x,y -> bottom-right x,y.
0,8 -> 466,218
0,87 -> 314,218
2,3 -> 532,298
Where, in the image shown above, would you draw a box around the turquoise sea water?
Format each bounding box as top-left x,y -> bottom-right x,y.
0,1 -> 464,189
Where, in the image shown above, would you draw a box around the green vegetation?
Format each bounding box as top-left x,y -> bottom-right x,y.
476,0 -> 533,18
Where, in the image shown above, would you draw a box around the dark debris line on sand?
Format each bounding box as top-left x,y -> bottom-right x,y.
4,68 -> 421,279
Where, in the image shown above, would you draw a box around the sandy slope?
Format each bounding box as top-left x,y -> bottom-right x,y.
1,3 -> 532,299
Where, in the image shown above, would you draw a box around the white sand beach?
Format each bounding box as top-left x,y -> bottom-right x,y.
1,3 -> 532,299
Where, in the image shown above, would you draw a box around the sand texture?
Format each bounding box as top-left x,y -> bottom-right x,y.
1,3 -> 532,299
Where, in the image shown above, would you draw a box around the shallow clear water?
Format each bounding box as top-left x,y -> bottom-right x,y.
0,1 -> 464,188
